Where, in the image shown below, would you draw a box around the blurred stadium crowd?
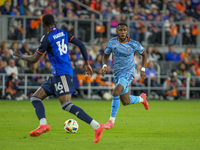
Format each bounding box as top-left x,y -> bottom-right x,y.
0,0 -> 200,100
0,0 -> 200,44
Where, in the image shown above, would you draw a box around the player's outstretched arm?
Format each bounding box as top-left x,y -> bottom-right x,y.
70,36 -> 88,62
101,54 -> 110,77
70,36 -> 93,76
140,51 -> 147,80
13,50 -> 41,63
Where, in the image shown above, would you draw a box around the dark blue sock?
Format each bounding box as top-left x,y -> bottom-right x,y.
62,102 -> 93,124
30,96 -> 45,120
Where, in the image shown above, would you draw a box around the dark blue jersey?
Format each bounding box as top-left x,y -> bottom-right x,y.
36,27 -> 75,77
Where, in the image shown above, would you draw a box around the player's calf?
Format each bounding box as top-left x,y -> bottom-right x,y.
120,99 -> 130,106
120,94 -> 130,106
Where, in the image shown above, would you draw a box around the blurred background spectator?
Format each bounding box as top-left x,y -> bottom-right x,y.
20,39 -> 33,55
163,71 -> 182,100
5,73 -> 19,100
39,60 -> 52,74
2,48 -> 14,65
5,59 -> 18,80
153,45 -> 163,61
165,45 -> 181,62
90,45 -> 99,60
0,1 -> 11,15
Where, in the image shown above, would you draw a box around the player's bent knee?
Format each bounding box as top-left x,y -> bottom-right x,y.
61,101 -> 73,111
30,96 -> 42,102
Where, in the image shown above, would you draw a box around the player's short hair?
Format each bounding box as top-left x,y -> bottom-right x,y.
117,22 -> 128,28
42,14 -> 55,27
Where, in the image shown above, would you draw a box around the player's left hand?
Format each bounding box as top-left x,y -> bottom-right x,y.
140,71 -> 146,80
13,49 -> 21,57
84,64 -> 93,76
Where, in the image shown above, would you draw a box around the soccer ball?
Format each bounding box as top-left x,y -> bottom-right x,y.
64,119 -> 79,133
103,92 -> 112,101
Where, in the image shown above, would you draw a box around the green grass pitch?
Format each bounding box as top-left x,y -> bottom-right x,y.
0,99 -> 200,150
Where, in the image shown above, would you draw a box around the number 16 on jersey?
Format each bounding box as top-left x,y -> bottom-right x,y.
56,39 -> 68,55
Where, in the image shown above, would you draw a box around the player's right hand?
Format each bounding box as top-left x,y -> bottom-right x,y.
101,67 -> 107,77
84,64 -> 93,76
13,49 -> 21,57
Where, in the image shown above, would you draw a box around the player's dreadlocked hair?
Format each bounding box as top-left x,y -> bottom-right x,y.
117,22 -> 128,28
42,14 -> 55,27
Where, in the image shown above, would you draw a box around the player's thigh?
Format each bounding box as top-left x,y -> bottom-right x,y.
113,76 -> 131,96
119,73 -> 134,95
58,94 -> 72,105
112,84 -> 124,96
113,76 -> 125,96
50,75 -> 76,97
32,87 -> 48,100
120,92 -> 130,106
39,77 -> 55,100
53,75 -> 76,104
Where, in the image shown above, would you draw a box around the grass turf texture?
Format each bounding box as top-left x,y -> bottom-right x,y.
0,99 -> 200,150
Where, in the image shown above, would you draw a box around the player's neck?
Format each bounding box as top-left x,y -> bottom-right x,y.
118,37 -> 129,43
45,25 -> 55,33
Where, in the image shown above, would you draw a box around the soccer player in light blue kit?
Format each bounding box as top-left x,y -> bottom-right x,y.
102,22 -> 149,129
13,14 -> 105,143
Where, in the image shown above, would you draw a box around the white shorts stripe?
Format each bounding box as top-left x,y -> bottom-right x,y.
60,75 -> 69,92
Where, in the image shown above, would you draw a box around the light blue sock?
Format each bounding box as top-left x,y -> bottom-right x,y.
129,95 -> 140,104
111,96 -> 120,117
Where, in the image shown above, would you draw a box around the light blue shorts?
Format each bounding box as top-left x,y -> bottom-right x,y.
114,71 -> 135,95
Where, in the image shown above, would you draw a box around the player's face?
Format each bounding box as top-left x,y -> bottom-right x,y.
116,25 -> 128,42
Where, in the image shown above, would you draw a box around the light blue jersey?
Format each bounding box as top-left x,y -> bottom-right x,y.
105,37 -> 144,78
105,37 -> 146,120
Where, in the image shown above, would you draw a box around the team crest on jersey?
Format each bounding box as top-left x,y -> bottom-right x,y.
127,47 -> 131,52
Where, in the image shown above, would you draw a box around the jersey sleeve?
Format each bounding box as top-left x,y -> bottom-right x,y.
104,40 -> 112,55
36,35 -> 49,55
135,42 -> 145,55
67,32 -> 75,43
70,36 -> 88,61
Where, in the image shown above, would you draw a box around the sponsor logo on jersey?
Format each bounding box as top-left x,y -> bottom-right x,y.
113,51 -> 132,57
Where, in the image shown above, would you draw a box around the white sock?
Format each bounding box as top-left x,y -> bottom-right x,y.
110,117 -> 115,124
90,119 -> 100,130
40,118 -> 47,125
139,96 -> 144,103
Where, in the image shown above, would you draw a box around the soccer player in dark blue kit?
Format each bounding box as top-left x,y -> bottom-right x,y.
13,14 -> 104,143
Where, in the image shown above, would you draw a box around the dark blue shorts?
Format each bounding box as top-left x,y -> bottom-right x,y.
41,74 -> 76,97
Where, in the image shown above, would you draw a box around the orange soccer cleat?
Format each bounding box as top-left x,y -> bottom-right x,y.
104,120 -> 114,130
30,124 -> 51,137
140,93 -> 149,110
94,124 -> 105,143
